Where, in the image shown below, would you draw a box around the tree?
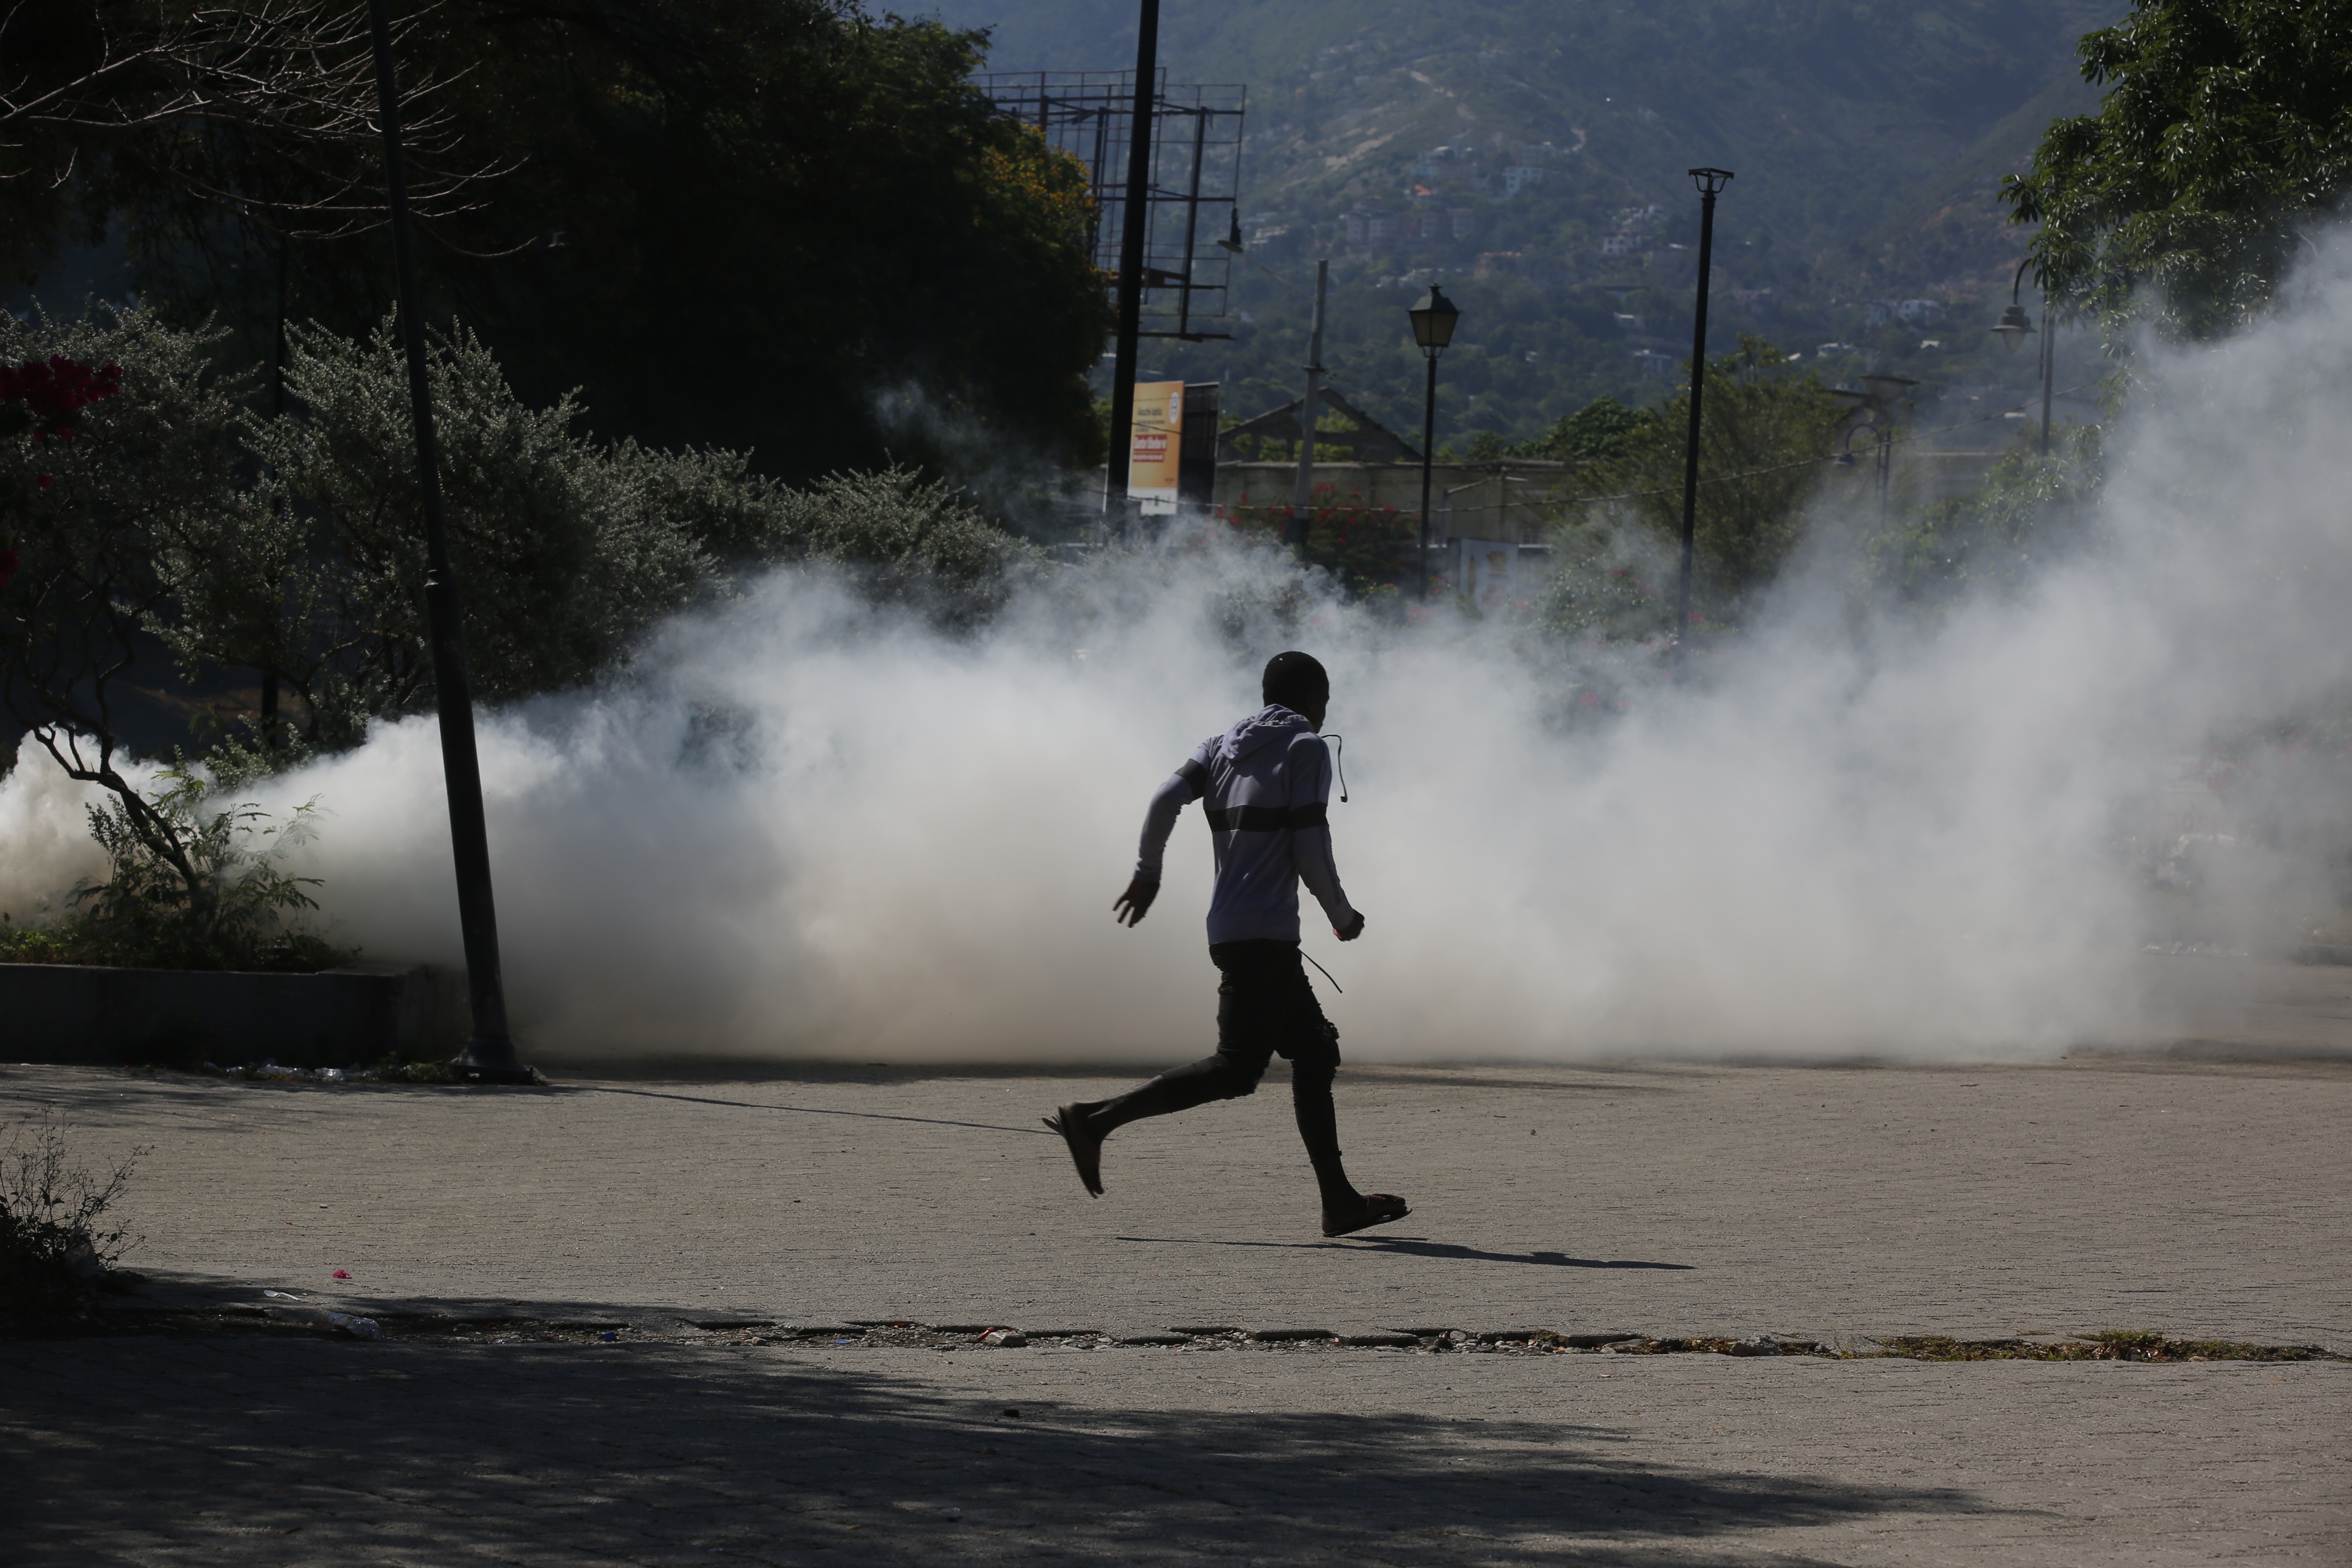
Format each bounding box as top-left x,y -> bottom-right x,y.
1513,398 -> 1645,466
0,304 -> 251,906
2004,0 -> 2352,338
82,0 -> 1112,481
5,303 -> 1043,785
0,0 -> 495,277
1864,431 -> 2106,612
172,318 -> 724,749
1561,338 -> 1844,617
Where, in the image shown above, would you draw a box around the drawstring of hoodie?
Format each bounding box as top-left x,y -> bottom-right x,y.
1323,734 -> 1348,802
1301,949 -> 1343,993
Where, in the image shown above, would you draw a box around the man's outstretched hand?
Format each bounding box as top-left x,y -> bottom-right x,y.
1114,875 -> 1160,927
1335,911 -> 1367,942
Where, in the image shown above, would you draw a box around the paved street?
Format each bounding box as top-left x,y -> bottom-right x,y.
4,1052 -> 2346,1344
3,957 -> 2348,1564
5,1334 -> 2345,1566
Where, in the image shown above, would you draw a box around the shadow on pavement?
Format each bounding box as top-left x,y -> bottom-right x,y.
568,1082 -> 1055,1136
2,1337 -> 1986,1566
1118,1235 -> 1694,1270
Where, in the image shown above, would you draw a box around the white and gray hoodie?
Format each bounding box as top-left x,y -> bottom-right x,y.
1134,704 -> 1357,945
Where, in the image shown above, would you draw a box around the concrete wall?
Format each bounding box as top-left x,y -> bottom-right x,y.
0,962 -> 467,1068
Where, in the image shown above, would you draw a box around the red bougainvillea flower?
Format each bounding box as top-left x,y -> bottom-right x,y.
0,356 -> 123,443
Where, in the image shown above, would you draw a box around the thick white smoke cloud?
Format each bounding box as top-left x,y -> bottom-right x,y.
11,242 -> 2352,1062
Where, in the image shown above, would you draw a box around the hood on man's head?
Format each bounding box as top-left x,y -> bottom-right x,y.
1221,704 -> 1312,762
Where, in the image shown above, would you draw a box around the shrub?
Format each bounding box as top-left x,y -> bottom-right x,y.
0,765 -> 350,972
0,1115 -> 145,1322
759,466 -> 1043,621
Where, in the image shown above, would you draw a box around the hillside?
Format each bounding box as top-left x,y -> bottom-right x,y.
937,0 -> 2120,445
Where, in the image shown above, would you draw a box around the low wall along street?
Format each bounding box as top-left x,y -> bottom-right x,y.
0,963 -> 465,1068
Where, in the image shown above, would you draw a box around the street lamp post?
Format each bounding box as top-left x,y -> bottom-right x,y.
1673,168 -> 1733,660
365,0 -> 532,1085
1407,284 -> 1459,602
1992,257 -> 2053,455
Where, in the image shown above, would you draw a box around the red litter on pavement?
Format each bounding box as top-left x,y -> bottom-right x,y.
332,1270 -> 351,1279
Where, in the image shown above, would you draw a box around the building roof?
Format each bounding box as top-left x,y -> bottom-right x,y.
1215,388 -> 1422,464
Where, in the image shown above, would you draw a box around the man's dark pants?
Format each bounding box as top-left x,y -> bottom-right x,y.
1139,939 -> 1345,1167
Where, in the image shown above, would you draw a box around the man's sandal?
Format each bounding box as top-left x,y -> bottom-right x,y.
1322,1193 -> 1410,1237
1044,1104 -> 1104,1198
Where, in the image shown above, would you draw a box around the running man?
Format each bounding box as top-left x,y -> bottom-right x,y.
1046,651 -> 1410,1238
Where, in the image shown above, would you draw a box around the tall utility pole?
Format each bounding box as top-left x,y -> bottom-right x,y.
2038,295 -> 2055,456
1673,168 -> 1734,662
365,0 -> 532,1085
1103,0 -> 1160,518
1284,258 -> 1328,548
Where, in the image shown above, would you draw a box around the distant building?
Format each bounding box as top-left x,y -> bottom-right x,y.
1895,298 -> 1946,325
1449,208 -> 1477,240
1599,231 -> 1642,257
1630,349 -> 1676,376
1345,204 -> 1400,246
1408,144 -> 1473,178
1501,165 -> 1544,197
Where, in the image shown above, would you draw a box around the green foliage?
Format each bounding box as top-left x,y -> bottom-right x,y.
0,766 -> 351,973
172,318 -> 719,748
763,467 -> 1045,621
89,1 -> 1111,480
1864,429 -> 2106,609
1566,338 -> 1844,613
0,303 -> 258,876
4,305 -> 1040,774
0,1114 -> 143,1322
1509,398 -> 1646,466
2006,0 -> 2352,339
1532,525 -> 1677,646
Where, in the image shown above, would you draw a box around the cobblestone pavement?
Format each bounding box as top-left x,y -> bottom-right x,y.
2,1051 -> 2346,1345
4,1334 -> 2343,1566
3,1025 -> 2348,1564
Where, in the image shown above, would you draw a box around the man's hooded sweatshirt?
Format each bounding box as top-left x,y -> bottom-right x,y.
1135,704 -> 1358,945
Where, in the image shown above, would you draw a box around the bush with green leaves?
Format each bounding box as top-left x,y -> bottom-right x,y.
761,466 -> 1043,623
1863,428 -> 2107,612
0,764 -> 350,972
171,318 -> 721,749
168,316 -> 1041,749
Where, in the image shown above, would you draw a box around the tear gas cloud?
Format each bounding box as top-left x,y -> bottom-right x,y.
13,246 -> 2352,1064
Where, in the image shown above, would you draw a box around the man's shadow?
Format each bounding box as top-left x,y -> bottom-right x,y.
1359,1236 -> 1694,1270
1118,1235 -> 1692,1270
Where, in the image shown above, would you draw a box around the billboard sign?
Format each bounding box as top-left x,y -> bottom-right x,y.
1128,380 -> 1185,513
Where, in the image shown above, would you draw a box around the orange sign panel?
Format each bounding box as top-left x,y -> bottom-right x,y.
1127,380 -> 1185,512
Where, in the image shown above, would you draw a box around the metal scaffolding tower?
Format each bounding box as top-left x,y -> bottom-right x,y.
978,71 -> 1247,342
